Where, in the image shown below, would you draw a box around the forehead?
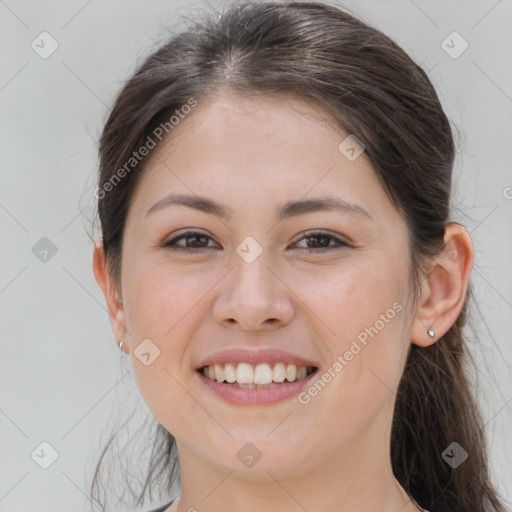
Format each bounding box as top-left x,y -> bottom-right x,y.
177,90 -> 347,147
127,90 -> 392,225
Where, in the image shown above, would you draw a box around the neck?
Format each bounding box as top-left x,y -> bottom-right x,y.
174,431 -> 422,512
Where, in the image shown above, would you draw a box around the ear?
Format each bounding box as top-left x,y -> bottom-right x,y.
411,222 -> 474,347
92,239 -> 128,350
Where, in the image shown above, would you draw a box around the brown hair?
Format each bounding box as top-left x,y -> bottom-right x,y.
90,1 -> 507,511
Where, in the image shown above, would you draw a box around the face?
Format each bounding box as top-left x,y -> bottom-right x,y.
114,91 -> 416,477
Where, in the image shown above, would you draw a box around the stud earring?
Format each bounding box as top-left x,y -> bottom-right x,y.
427,329 -> 435,339
119,340 -> 125,351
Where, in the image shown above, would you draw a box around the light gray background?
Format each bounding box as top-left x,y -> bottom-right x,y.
1,1 -> 511,511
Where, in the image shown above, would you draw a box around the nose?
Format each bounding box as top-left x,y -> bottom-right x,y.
212,254 -> 295,331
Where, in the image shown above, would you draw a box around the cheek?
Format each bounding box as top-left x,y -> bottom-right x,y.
298,262 -> 408,430
123,257 -> 253,426
125,258 -> 213,340
123,262 -> 208,421
333,265 -> 406,374
295,260 -> 403,342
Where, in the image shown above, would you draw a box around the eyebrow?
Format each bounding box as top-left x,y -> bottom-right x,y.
145,193 -> 372,221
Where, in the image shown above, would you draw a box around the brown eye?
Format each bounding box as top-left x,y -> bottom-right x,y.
163,230 -> 349,253
163,231 -> 217,252
294,231 -> 349,252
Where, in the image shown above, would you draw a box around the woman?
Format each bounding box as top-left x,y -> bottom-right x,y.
90,1 -> 508,511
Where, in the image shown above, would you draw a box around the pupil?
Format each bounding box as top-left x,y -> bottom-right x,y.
190,235 -> 205,247
308,235 -> 328,248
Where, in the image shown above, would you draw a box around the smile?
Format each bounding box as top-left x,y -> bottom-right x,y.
200,362 -> 316,386
196,363 -> 318,405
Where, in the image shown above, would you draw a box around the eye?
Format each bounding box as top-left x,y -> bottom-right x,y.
293,230 -> 349,252
163,230 -> 349,253
163,231 -> 218,253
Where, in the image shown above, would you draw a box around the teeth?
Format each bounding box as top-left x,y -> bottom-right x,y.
224,363 -> 236,383
273,363 -> 286,382
254,363 -> 273,384
285,363 -> 296,382
236,363 -> 254,384
214,363 -> 224,383
201,362 -> 314,385
296,366 -> 307,380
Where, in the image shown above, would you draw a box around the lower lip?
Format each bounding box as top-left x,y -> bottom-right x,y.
195,370 -> 318,406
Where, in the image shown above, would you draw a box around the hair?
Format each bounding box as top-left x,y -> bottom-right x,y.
89,1 -> 508,511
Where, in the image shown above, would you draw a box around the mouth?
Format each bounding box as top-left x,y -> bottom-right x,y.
195,362 -> 319,405
198,362 -> 317,387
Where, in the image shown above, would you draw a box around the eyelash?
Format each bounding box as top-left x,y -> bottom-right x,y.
162,230 -> 349,253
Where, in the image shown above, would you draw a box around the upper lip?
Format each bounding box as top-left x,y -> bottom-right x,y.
195,348 -> 319,370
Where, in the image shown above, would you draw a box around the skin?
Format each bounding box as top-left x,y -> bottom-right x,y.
93,90 -> 473,512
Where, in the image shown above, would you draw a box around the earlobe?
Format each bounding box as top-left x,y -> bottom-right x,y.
411,223 -> 473,347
